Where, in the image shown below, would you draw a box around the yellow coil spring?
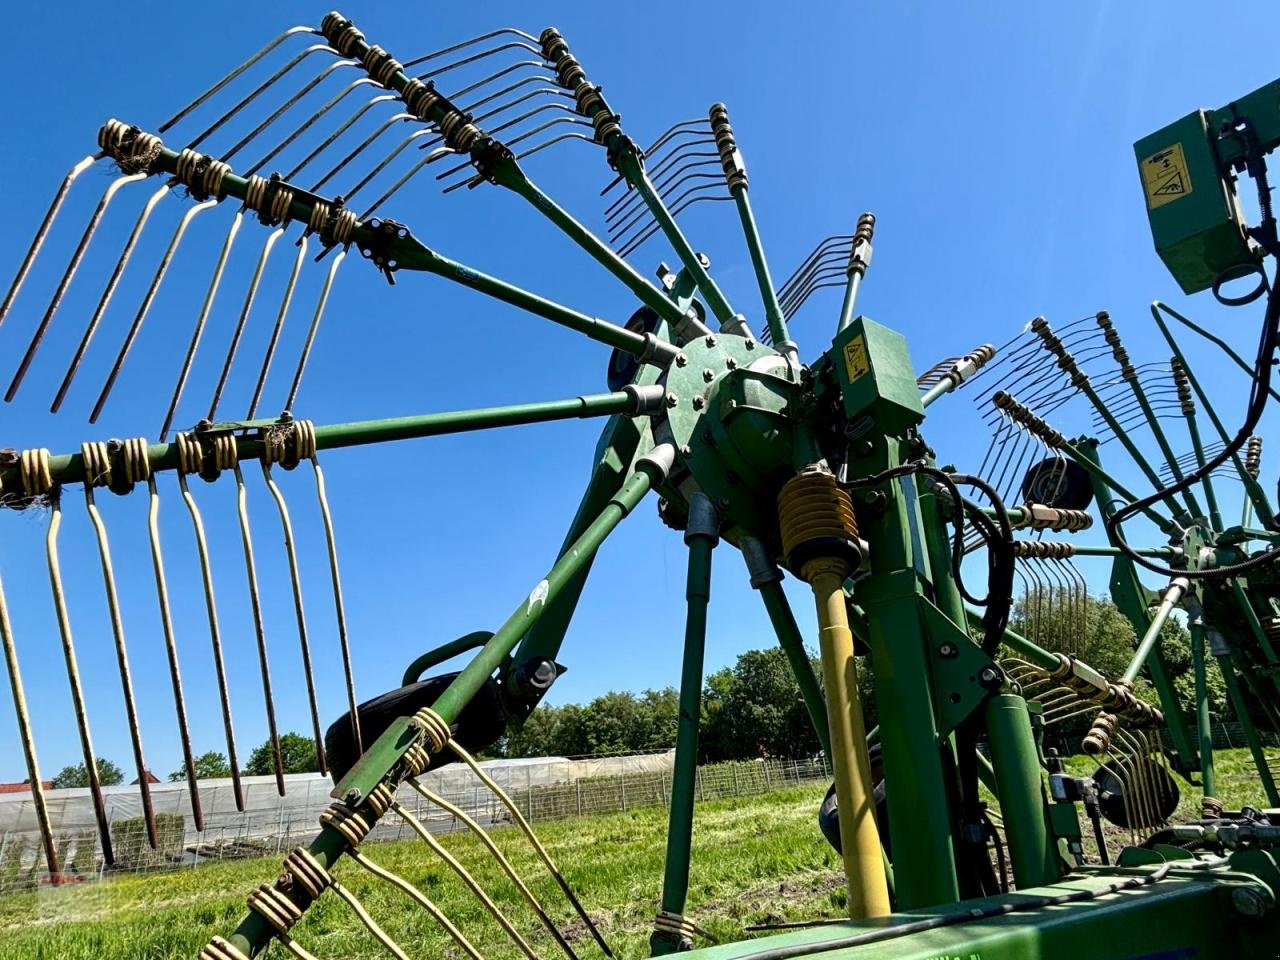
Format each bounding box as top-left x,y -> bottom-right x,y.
777,469 -> 859,564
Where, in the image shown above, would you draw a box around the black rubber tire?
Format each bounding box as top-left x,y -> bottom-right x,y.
1093,761 -> 1180,828
1020,457 -> 1094,510
324,672 -> 507,782
817,745 -> 890,856
607,306 -> 661,391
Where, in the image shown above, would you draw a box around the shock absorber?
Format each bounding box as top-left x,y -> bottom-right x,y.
777,465 -> 889,919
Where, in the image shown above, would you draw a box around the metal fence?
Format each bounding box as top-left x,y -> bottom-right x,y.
0,755 -> 831,892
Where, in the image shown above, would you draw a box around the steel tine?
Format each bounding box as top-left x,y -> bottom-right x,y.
90,198 -> 220,423
600,120 -> 711,198
307,442 -> 361,753
51,184 -> 171,413
615,192 -> 733,259
778,241 -> 853,304
607,162 -> 723,234
780,260 -> 853,310
140,454 -> 204,830
207,226 -> 287,421
175,458 -> 244,810
602,144 -> 718,218
6,171 -> 149,402
341,128 -> 438,202
513,131 -> 596,162
284,251 -> 345,410
311,117 -> 422,195
186,45 -> 341,153
415,41 -> 543,85
44,486 -> 115,862
282,94 -> 400,181
433,114 -> 591,180
357,150 -> 445,222
609,172 -> 724,243
462,77 -> 570,122
434,59 -> 553,106
160,25 -> 319,133
229,459 -> 287,794
245,77 -> 382,177
81,443 -> 158,848
0,552 -> 60,878
258,458 -> 327,774
402,27 -> 539,69
159,211 -> 245,441
0,154 -> 101,329
220,60 -> 361,166
247,237 -> 308,418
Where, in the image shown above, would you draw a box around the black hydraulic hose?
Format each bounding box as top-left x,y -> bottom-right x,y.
732,864 -> 1175,960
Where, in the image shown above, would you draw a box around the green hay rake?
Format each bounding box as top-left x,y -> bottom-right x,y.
2,10 -> 1280,960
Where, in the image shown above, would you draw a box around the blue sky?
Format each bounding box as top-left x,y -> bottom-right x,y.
1,1 -> 1279,783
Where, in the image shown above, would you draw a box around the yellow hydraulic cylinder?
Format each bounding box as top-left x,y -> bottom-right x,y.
779,467 -> 890,919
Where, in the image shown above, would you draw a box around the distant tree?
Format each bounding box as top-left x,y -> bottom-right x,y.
168,751 -> 232,782
700,647 -> 822,762
52,758 -> 124,789
246,733 -> 320,776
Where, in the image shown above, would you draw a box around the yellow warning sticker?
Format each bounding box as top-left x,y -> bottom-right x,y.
843,335 -> 870,382
1140,143 -> 1193,209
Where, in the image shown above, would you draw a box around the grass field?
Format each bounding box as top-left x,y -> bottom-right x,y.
0,748 -> 1270,959
0,783 -> 844,960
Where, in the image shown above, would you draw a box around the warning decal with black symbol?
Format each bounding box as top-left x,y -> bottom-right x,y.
1140,143 -> 1193,210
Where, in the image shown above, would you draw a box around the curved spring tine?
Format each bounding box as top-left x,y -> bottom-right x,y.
438,59 -> 553,106
605,155 -> 722,228
207,226 -> 287,420
779,252 -> 853,308
90,199 -> 220,424
159,210 -> 245,441
6,172 -> 149,402
435,114 -> 592,182
186,45 -> 341,153
145,472 -> 204,829
309,450 -> 361,752
51,183 -> 171,413
220,60 -> 361,166
777,236 -> 853,300
247,237 -> 308,418
780,265 -> 854,315
160,25 -> 319,133
283,94 -> 399,181
601,122 -> 713,199
358,148 -> 456,220
616,191 -> 733,259
259,461 -> 327,774
415,41 -> 543,85
514,131 -> 597,162
461,74 -> 566,117
0,561 -> 59,876
463,86 -> 576,136
284,251 -> 345,410
403,27 -> 540,69
609,170 -> 724,243
0,154 -> 100,329
46,491 -> 114,862
231,462 -> 286,794
83,477 -> 157,848
341,128 -> 435,203
782,278 -> 851,320
176,470 -> 245,810
310,113 -> 417,193
246,77 -> 382,177
607,143 -> 720,219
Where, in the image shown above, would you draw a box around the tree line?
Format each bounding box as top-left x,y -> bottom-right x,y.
45,592 -> 1225,785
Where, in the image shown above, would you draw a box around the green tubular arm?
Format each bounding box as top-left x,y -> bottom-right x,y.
224,444 -> 672,958
1120,578 -> 1190,685
1151,302 -> 1276,525
484,157 -> 693,330
1110,355 -> 1202,519
1076,441 -> 1198,768
0,388 -> 663,490
611,149 -> 737,326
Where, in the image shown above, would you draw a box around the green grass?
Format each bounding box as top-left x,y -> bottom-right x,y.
0,748 -> 1271,959
0,783 -> 844,960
